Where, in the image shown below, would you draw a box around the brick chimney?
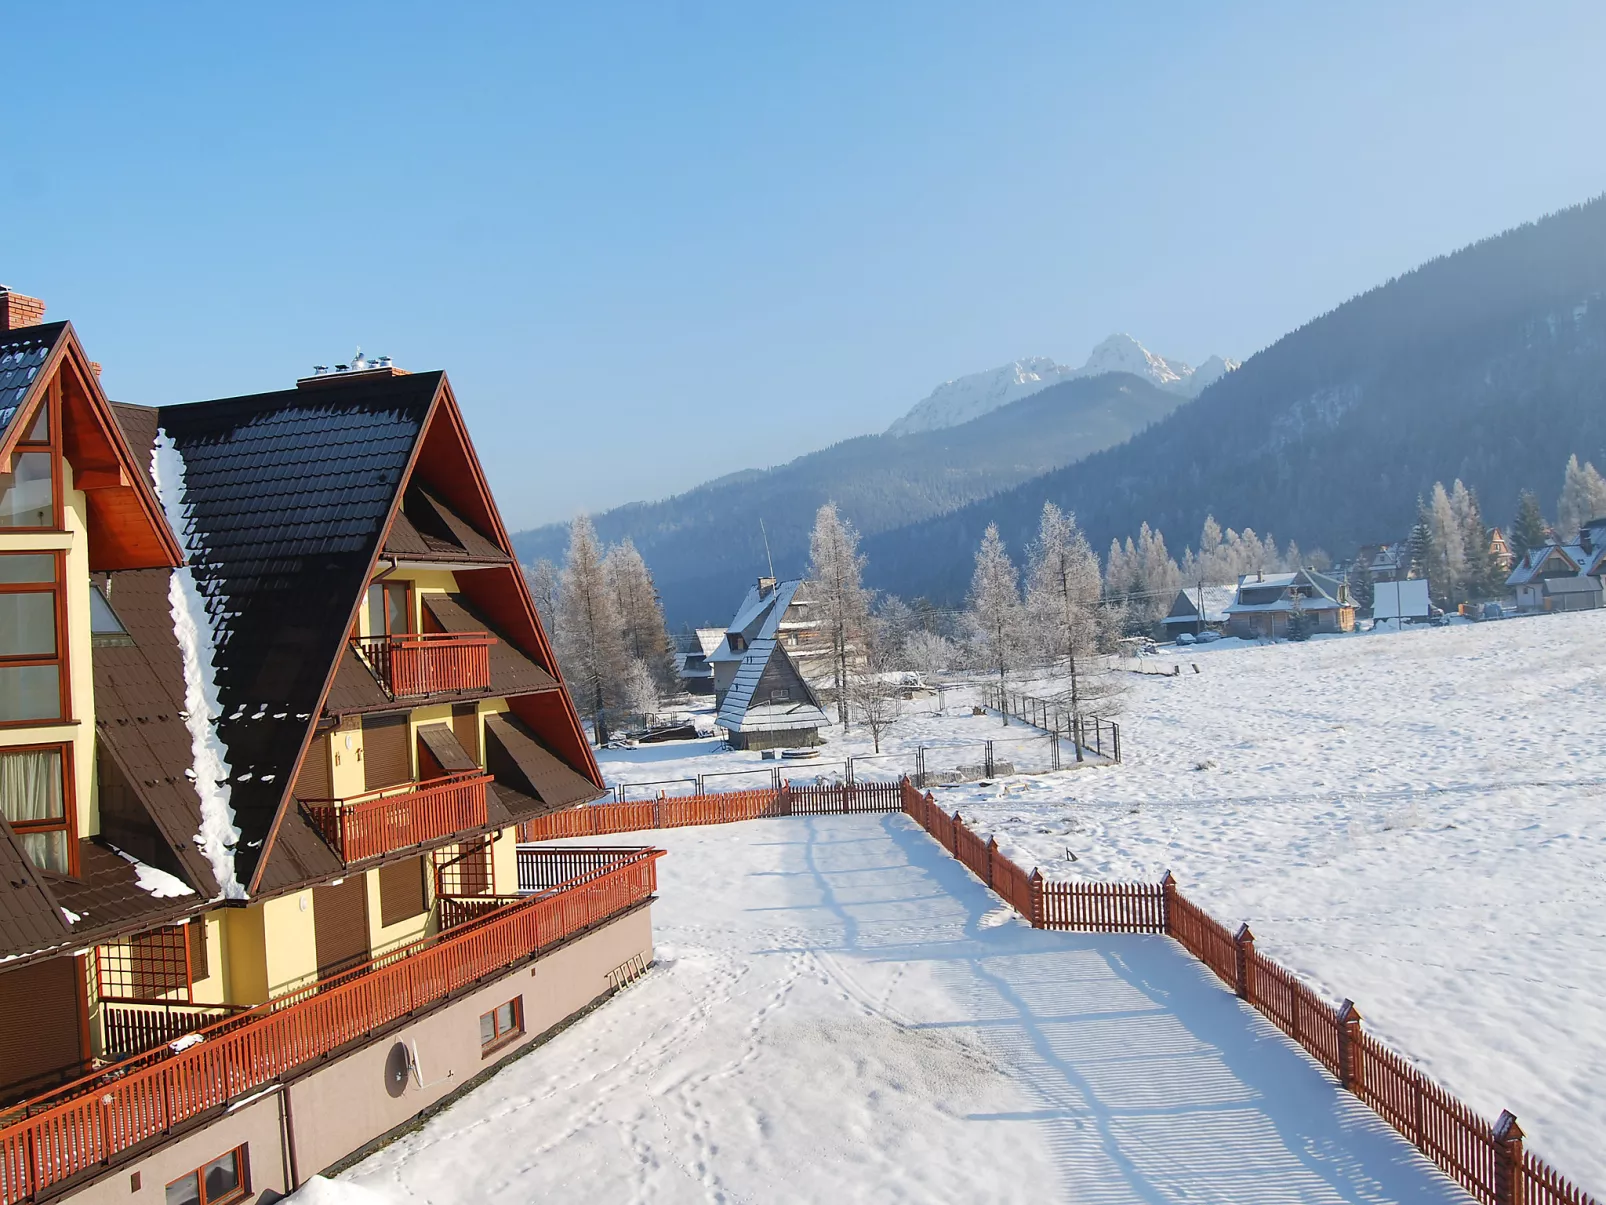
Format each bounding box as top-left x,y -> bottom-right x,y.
0,287 -> 47,331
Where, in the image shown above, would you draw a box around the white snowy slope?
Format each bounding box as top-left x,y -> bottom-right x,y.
332,817 -> 1464,1205
886,334 -> 1239,435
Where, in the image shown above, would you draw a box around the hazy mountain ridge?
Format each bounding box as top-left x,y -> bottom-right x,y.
861,196 -> 1606,604
885,334 -> 1237,436
513,372 -> 1184,622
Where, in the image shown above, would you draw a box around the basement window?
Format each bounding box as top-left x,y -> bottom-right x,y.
165,1146 -> 248,1205
479,997 -> 523,1054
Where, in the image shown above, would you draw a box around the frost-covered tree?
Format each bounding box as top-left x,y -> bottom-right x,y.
1026,503 -> 1121,759
806,503 -> 873,726
1509,490 -> 1549,562
524,558 -> 560,634
901,630 -> 958,677
617,656 -> 660,720
1422,483 -> 1466,607
557,515 -> 629,745
966,523 -> 1025,707
1557,454 -> 1606,541
1451,480 -> 1498,601
844,644 -> 903,754
604,538 -> 676,696
874,595 -> 918,667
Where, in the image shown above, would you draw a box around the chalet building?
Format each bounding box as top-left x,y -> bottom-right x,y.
673,628 -> 723,695
1160,585 -> 1235,638
0,288 -> 657,1205
708,578 -> 835,704
1224,569 -> 1357,639
1357,541 -> 1411,583
714,640 -> 829,750
1505,522 -> 1606,612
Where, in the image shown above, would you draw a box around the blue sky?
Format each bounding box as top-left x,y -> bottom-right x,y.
4,2 -> 1605,528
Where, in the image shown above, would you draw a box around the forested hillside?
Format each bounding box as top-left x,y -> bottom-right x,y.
864,196 -> 1606,604
514,373 -> 1182,622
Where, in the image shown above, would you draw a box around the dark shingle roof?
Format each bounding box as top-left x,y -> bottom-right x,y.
0,819 -> 71,959
385,488 -> 509,563
423,594 -> 561,697
0,322 -> 64,444
153,373 -> 443,886
483,712 -> 604,814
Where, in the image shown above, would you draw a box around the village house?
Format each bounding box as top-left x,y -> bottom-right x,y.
0,288 -> 657,1205
672,627 -> 724,695
714,639 -> 830,751
707,577 -> 835,704
1504,520 -> 1606,612
1224,568 -> 1357,639
1160,585 -> 1235,638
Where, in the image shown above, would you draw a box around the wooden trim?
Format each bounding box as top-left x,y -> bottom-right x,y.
0,549 -> 69,727
0,381 -> 64,534
0,738 -> 78,876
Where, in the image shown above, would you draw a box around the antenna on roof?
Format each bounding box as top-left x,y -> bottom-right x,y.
760,518 -> 775,579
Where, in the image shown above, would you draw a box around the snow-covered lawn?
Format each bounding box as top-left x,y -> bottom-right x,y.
591,613 -> 1606,1191
334,816 -> 1464,1203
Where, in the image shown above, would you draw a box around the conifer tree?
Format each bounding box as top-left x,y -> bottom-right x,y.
967,523 -> 1025,714
604,538 -> 676,695
1347,548 -> 1375,613
1557,454 -> 1606,541
557,515 -> 630,745
1026,503 -> 1117,760
1451,480 -> 1496,601
805,502 -> 872,726
1510,490 -> 1549,562
1427,482 -> 1466,607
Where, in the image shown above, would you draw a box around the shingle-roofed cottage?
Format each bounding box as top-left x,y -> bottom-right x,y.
0,287 -> 659,1205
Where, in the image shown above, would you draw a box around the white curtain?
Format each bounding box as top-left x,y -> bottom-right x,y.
1,748 -> 63,825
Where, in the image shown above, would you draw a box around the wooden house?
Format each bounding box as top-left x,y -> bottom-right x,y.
1224,568 -> 1356,639
714,639 -> 830,750
1160,585 -> 1235,637
1505,526 -> 1606,612
0,288 -> 657,1205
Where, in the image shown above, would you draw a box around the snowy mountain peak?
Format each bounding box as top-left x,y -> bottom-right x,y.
887,335 -> 1238,436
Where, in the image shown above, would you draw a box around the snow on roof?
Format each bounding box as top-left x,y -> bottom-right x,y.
716,639 -> 829,733
1163,585 -> 1237,625
695,627 -> 727,656
709,579 -> 805,663
1227,569 -> 1347,614
1507,542 -> 1585,586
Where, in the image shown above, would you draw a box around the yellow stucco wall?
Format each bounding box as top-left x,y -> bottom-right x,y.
261,891 -> 319,997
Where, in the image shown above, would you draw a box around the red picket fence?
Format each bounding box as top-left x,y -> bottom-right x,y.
892,778 -> 1597,1205
519,781 -> 903,841
0,849 -> 661,1205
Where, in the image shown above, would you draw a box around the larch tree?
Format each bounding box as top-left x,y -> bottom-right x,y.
1451,480 -> 1497,600
524,558 -> 560,635
604,538 -> 676,696
1509,490 -> 1549,561
1425,482 -> 1466,607
967,523 -> 1025,720
805,502 -> 872,726
1557,454 -> 1606,541
556,515 -> 629,746
1025,503 -> 1116,761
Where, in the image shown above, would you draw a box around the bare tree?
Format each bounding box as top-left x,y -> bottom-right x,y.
1025,502 -> 1120,761
966,523 -> 1025,722
556,515 -> 629,745
604,538 -> 676,696
844,643 -> 905,754
806,502 -> 872,726
524,558 -> 560,633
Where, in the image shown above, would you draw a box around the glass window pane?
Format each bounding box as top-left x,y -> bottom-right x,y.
0,591 -> 56,656
202,1151 -> 239,1202
24,403 -> 48,443
479,1011 -> 495,1046
0,664 -> 61,721
387,585 -> 409,635
0,554 -> 53,584
15,828 -> 68,874
497,1001 -> 517,1034
1,748 -> 64,823
89,586 -> 128,634
367,584 -> 385,637
0,452 -> 53,527
165,1173 -> 201,1205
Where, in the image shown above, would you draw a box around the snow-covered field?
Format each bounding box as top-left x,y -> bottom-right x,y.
332,816 -> 1463,1204
592,613 -> 1606,1190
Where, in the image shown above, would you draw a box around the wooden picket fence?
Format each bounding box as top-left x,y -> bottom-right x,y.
892,779 -> 1596,1205
518,780 -> 903,841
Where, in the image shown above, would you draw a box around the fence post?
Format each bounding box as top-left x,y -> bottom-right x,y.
1233,923 -> 1255,1001
985,740 -> 994,779
1160,870 -> 1176,935
1336,999 -> 1364,1093
1029,868 -> 1044,928
985,836 -> 998,888
950,811 -> 963,854
1113,722 -> 1121,763
1493,1111 -> 1525,1205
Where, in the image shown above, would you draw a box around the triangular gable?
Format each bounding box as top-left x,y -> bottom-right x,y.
0,322 -> 180,570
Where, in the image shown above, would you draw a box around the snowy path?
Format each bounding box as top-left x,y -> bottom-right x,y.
339,815 -> 1466,1204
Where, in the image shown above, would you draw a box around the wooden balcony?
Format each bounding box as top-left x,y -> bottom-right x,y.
352,631 -> 495,698
0,849 -> 662,1205
101,1002 -> 248,1062
301,772 -> 492,863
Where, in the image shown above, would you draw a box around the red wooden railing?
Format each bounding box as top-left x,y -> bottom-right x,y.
0,848 -> 660,1205
352,631 -> 495,698
891,778 -> 1597,1205
100,1004 -> 247,1063
301,773 -> 491,863
517,780 -> 905,841
437,896 -> 521,931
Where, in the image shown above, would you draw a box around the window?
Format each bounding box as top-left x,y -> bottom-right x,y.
770,688 -> 791,702
0,746 -> 72,873
368,581 -> 412,637
165,1146 -> 248,1205
89,584 -> 133,646
479,997 -> 523,1053
98,925 -> 193,1001
0,393 -> 59,530
0,551 -> 66,723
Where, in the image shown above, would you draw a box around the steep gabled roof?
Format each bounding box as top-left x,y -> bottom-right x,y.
716,639 -> 829,734
0,818 -> 71,958
708,579 -> 804,664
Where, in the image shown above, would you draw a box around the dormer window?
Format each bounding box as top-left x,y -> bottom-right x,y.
728,633 -> 746,653
90,583 -> 134,647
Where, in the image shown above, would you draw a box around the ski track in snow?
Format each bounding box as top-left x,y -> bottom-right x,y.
336,817 -> 1468,1204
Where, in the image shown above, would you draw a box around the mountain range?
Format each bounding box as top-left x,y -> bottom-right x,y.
886,335 -> 1237,435
515,194 -> 1606,625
